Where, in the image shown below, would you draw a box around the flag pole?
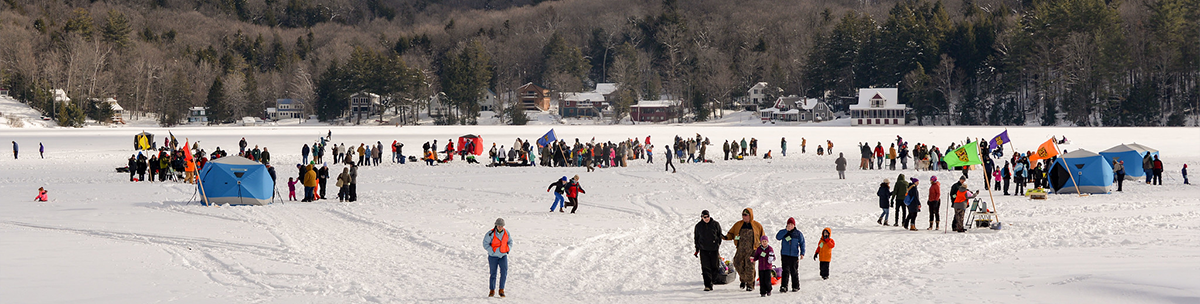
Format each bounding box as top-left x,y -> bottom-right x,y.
1052,140 -> 1084,197
979,143 -> 1000,224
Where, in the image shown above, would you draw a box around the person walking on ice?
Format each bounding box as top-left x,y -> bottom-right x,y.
484,218 -> 511,298
877,179 -> 891,225
723,208 -> 764,291
35,187 -> 48,201
565,175 -> 586,213
547,176 -> 567,212
776,217 -> 805,293
752,235 -> 776,297
693,210 -> 723,291
813,228 -> 835,280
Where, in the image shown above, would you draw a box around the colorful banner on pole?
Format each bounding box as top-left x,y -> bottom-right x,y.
944,141 -> 983,168
1028,138 -> 1060,163
989,130 -> 1010,150
536,129 -> 557,147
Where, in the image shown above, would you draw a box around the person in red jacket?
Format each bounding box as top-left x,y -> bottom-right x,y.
813,228 -> 835,280
874,143 -> 885,170
566,175 -> 586,213
1152,156 -> 1164,185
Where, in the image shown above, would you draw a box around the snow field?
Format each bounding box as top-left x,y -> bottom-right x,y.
1,125 -> 1198,303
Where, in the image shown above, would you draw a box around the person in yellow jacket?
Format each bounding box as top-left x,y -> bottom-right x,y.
302,164 -> 318,202
723,208 -> 765,291
813,228 -> 835,280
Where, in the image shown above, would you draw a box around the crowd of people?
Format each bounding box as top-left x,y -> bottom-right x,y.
693,208 -> 834,296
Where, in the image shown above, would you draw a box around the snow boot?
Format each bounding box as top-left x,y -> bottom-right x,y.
927,221 -> 934,230
739,282 -> 745,289
909,225 -> 918,231
499,289 -> 505,298
877,218 -> 882,225
935,221 -> 940,230
780,286 -> 787,293
489,290 -> 494,297
704,287 -> 712,291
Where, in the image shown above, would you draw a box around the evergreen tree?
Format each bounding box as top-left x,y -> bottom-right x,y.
206,76 -> 226,124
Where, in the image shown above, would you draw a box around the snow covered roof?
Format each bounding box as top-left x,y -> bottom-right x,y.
781,109 -> 800,114
631,100 -> 676,107
594,83 -> 618,95
104,98 -> 124,112
53,89 -> 70,103
759,108 -> 780,113
849,88 -> 904,110
800,98 -> 823,110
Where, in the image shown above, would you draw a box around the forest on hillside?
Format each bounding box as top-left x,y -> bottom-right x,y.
0,0 -> 1196,126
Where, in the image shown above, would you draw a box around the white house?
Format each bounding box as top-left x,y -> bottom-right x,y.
188,106 -> 208,123
849,88 -> 907,126
798,98 -> 835,122
759,96 -> 835,123
747,82 -> 768,105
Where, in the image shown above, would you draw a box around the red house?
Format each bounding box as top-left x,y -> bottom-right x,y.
629,100 -> 678,123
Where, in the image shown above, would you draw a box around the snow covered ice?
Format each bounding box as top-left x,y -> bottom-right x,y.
2,125 -> 1198,303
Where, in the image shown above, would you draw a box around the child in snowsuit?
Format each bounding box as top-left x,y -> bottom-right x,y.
287,177 -> 298,201
775,218 -> 805,293
35,187 -> 48,201
751,235 -> 776,297
813,228 -> 835,280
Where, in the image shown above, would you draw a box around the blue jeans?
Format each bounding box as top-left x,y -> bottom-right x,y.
551,193 -> 565,211
879,208 -> 890,221
488,255 -> 508,290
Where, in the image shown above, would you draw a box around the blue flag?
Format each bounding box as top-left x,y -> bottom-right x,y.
989,130 -> 1010,150
536,129 -> 557,147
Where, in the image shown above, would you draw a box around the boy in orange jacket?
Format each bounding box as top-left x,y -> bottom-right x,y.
812,228 -> 835,280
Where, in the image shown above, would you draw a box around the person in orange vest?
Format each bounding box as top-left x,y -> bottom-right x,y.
812,227 -> 835,280
484,218 -> 512,298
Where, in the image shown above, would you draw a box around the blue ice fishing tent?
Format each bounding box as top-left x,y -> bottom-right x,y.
1098,143 -> 1159,180
198,156 -> 274,205
1049,149 -> 1113,194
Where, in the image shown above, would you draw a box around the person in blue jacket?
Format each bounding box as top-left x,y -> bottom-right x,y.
484,218 -> 512,298
12,141 -> 17,159
775,217 -> 806,293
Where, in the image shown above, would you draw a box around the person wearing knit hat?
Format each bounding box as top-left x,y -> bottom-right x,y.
751,234 -> 776,297
775,217 -> 805,293
878,179 -> 892,225
694,209 -> 723,291
484,218 -> 511,298
903,178 -> 922,231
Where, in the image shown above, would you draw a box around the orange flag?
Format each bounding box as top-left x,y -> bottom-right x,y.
1028,138 -> 1059,163
183,140 -> 197,173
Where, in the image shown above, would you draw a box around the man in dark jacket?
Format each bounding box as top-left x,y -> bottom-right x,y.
892,174 -> 908,227
127,155 -> 137,181
317,164 -> 329,200
950,176 -> 968,232
877,180 -> 891,225
261,148 -> 271,165
694,210 -> 723,291
547,176 -> 567,212
1143,153 -> 1154,184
